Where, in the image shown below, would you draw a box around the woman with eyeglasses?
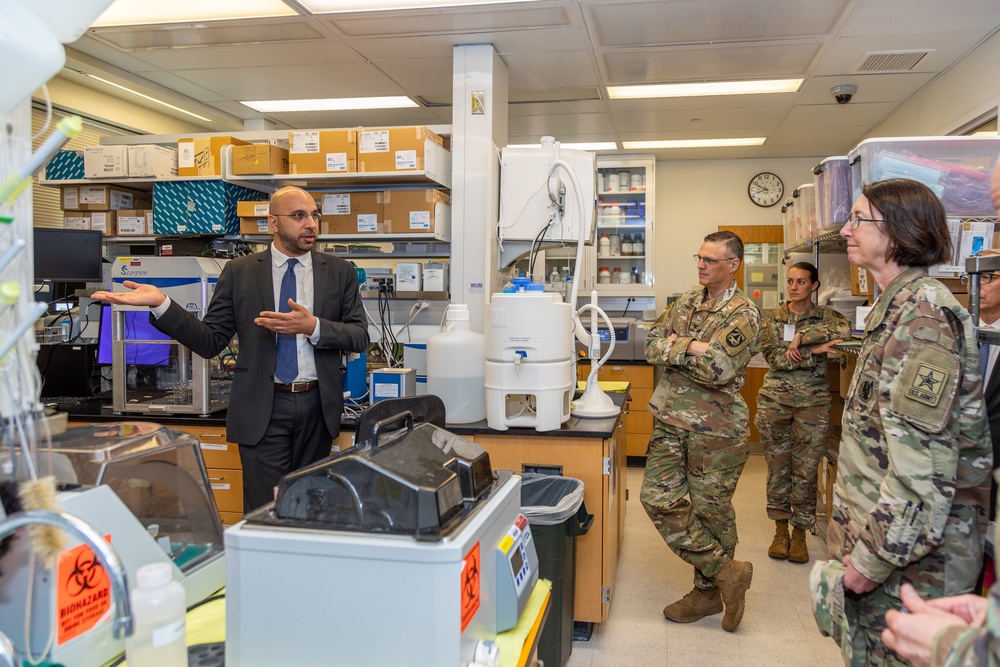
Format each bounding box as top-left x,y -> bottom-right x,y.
810,178 -> 990,667
755,262 -> 850,564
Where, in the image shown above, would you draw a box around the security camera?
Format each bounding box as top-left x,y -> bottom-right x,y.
831,84 -> 857,105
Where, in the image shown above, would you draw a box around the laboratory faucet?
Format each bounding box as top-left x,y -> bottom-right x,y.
0,510 -> 134,639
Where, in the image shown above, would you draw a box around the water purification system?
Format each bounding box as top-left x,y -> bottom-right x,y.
484,277 -> 574,431
495,138 -> 620,423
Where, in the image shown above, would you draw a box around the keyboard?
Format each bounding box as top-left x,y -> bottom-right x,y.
42,395 -> 106,407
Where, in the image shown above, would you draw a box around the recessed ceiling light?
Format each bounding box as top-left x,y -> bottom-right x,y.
623,138 -> 766,149
507,142 -> 618,151
92,0 -> 298,27
241,97 -> 419,112
608,79 -> 803,99
84,75 -> 213,122
299,0 -> 539,13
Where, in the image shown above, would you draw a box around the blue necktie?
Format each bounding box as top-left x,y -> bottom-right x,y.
275,258 -> 298,384
980,342 -> 990,382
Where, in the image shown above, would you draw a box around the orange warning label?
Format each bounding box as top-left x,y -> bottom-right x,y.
460,542 -> 480,633
57,536 -> 112,645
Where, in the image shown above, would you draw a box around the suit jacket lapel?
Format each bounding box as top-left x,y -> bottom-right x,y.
255,249 -> 275,312
311,250 -> 330,316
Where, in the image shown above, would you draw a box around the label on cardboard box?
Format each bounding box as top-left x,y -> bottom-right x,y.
117,217 -> 146,235
63,187 -> 79,209
64,216 -> 89,230
358,214 -> 378,233
409,211 -> 430,230
396,150 -> 417,170
80,186 -> 110,205
325,194 -> 351,215
90,211 -> 113,233
291,131 -> 320,154
110,190 -> 134,210
359,130 -> 390,153
178,141 -> 195,168
326,153 -> 348,172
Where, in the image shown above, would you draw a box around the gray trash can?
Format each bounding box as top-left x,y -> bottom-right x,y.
520,474 -> 593,667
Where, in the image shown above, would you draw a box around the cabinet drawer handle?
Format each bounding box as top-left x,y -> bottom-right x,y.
199,433 -> 225,439
208,477 -> 225,482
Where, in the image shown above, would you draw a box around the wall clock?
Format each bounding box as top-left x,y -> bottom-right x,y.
748,172 -> 784,208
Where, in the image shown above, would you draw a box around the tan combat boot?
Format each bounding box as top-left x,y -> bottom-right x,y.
714,559 -> 753,632
768,519 -> 790,559
788,527 -> 809,563
662,586 -> 723,623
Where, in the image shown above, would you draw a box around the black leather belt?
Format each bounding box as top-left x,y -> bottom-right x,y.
274,380 -> 319,393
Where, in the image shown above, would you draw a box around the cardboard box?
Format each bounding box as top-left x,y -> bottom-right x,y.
88,210 -> 116,234
115,210 -> 153,236
384,189 -> 450,235
84,145 -> 128,179
128,145 -> 178,178
153,181 -> 266,235
44,150 -> 84,180
850,265 -> 874,297
322,191 -> 387,235
422,262 -> 449,292
237,201 -> 272,218
357,126 -> 450,184
232,144 -> 289,175
61,184 -> 151,211
63,214 -> 91,230
240,217 -> 272,235
177,136 -> 251,177
288,129 -> 357,174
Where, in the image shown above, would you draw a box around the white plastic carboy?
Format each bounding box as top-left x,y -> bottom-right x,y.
484,276 -> 574,431
426,303 -> 486,423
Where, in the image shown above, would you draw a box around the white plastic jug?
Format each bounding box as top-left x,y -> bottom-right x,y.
426,304 -> 486,423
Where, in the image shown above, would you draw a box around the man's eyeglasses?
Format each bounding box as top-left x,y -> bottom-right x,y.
960,273 -> 1000,286
273,210 -> 322,223
847,214 -> 882,229
694,254 -> 737,265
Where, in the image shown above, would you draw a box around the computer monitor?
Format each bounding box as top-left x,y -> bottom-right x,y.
96,304 -> 171,367
33,228 -> 104,283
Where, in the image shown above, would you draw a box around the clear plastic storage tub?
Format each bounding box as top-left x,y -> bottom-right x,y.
794,183 -> 816,243
815,156 -> 852,234
782,199 -> 797,247
848,136 -> 1000,216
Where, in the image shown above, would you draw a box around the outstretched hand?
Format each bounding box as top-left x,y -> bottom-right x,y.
255,299 -> 317,335
91,280 -> 167,308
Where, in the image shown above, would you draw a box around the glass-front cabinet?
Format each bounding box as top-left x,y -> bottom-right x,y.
529,155 -> 655,298
743,242 -> 784,311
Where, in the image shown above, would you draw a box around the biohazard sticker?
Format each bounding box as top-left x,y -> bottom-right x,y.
460,542 -> 480,633
906,362 -> 949,407
723,326 -> 750,353
57,537 -> 113,645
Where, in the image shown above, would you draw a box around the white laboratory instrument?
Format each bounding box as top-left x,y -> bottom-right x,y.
225,420 -> 539,667
108,256 -> 230,415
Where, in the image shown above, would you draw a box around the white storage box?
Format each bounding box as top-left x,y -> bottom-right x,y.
84,145 -> 128,179
128,145 -> 178,178
815,156 -> 852,234
423,262 -> 449,292
848,136 -> 1000,216
395,261 -> 422,291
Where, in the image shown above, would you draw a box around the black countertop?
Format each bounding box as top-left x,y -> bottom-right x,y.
55,387 -> 629,440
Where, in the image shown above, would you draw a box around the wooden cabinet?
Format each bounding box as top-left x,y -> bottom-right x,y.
475,412 -> 626,624
579,362 -> 654,457
169,425 -> 245,525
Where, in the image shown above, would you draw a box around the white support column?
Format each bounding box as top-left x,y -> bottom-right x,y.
450,44 -> 507,333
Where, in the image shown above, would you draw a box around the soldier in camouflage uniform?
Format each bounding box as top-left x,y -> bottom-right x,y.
641,230 -> 761,633
809,179 -> 991,667
757,262 -> 851,564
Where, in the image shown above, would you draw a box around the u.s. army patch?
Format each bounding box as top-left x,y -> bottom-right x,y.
723,326 -> 750,353
906,362 -> 949,407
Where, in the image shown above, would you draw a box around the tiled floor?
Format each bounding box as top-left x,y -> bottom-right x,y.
564,454 -> 845,667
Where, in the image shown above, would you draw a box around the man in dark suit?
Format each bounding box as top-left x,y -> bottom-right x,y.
94,186 -> 369,511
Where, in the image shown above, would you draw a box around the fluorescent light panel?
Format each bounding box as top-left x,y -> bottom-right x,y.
609,79 -> 802,99
242,97 -> 418,112
86,75 -> 213,122
93,0 -> 298,27
299,0 -> 539,13
507,142 -> 618,151
623,138 -> 766,149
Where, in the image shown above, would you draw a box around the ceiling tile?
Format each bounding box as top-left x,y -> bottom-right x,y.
168,62 -> 402,100
324,5 -> 574,38
506,51 -> 601,89
600,42 -> 822,84
813,32 -> 992,76
795,72 -> 936,105
841,0 -> 1000,37
87,18 -> 326,51
610,106 -> 786,133
372,57 -> 455,96
508,100 -> 609,117
585,0 -> 850,48
115,40 -> 361,71
781,102 -> 899,128
510,112 -> 616,137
